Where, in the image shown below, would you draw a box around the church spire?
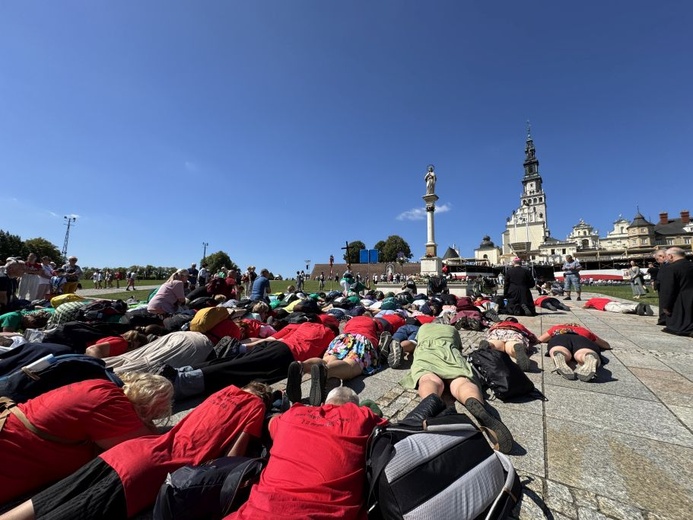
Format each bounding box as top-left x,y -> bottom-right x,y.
523,120 -> 539,177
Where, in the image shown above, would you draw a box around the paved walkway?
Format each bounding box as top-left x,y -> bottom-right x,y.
159,292 -> 693,519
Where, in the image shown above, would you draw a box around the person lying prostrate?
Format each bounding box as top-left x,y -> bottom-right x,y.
537,323 -> 611,382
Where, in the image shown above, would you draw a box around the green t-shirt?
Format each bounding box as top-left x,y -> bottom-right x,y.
0,308 -> 55,331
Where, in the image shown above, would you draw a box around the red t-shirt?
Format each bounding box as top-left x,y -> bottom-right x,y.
415,315 -> 436,325
228,403 -> 386,520
206,319 -> 242,342
343,316 -> 379,346
87,336 -> 129,357
546,324 -> 597,342
0,380 -> 146,503
534,296 -> 550,306
583,298 -> 613,311
272,322 -> 335,361
101,385 -> 265,517
379,313 -> 406,333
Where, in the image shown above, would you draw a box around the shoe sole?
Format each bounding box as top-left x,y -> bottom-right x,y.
388,340 -> 403,369
378,332 -> 392,364
513,343 -> 531,372
465,399 -> 514,454
552,353 -> 576,380
309,364 -> 327,406
576,354 -> 599,382
285,361 -> 303,403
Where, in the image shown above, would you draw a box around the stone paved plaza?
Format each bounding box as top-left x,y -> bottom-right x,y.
156,291 -> 693,519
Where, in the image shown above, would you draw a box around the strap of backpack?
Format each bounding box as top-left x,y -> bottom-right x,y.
365,428 -> 396,513
0,396 -> 85,445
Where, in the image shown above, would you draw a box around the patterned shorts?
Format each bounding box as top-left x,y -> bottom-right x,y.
486,329 -> 530,348
325,333 -> 381,375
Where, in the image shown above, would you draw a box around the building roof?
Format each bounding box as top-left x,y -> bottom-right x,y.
442,246 -> 460,259
628,211 -> 652,228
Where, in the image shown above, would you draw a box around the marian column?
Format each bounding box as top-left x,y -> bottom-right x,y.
420,164 -> 443,276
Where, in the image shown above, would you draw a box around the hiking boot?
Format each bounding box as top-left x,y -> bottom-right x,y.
544,302 -> 557,311
464,398 -> 514,454
484,308 -> 501,323
552,352 -> 576,380
308,363 -> 328,406
286,361 -> 303,404
512,343 -> 531,372
378,331 -> 393,364
399,393 -> 447,428
575,353 -> 599,382
564,296 -> 571,301
454,317 -> 469,330
644,304 -> 654,316
388,339 -> 403,369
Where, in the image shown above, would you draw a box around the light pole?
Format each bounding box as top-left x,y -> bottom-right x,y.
61,216 -> 76,262
304,259 -> 311,273
202,242 -> 209,261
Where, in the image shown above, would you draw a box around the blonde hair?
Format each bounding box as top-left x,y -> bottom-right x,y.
121,330 -> 149,350
213,294 -> 227,303
120,372 -> 174,424
252,301 -> 270,315
167,269 -> 190,283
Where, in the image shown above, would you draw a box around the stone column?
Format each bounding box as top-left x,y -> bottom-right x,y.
420,194 -> 442,276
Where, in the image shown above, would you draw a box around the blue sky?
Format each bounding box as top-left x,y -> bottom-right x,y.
1,1 -> 691,276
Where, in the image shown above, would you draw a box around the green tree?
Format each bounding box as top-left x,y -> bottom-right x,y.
0,230 -> 27,262
377,235 -> 413,263
343,240 -> 366,264
204,251 -> 239,274
23,237 -> 61,262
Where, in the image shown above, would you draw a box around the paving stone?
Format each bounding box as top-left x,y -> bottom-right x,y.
571,487 -> 599,509
544,385 -> 693,447
545,497 -> 578,519
597,496 -> 644,520
629,367 -> 693,408
668,404 -> 693,430
611,350 -> 673,371
500,409 -> 546,477
546,479 -> 574,503
577,508 -> 609,520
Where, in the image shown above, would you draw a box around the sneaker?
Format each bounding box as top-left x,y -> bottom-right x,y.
484,308 -> 502,323
512,343 -> 531,372
644,304 -> 654,316
544,302 -> 557,311
563,296 -> 572,301
388,339 -> 403,369
464,398 -> 514,454
552,352 -> 576,380
286,361 -> 303,403
575,353 -> 599,382
454,317 -> 469,330
478,339 -> 491,350
576,297 -> 582,301
309,364 -> 328,406
378,331 -> 393,364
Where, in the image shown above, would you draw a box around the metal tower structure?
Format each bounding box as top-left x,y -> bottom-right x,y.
61,216 -> 76,261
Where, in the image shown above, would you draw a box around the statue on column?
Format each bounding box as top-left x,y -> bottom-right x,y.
424,164 -> 436,195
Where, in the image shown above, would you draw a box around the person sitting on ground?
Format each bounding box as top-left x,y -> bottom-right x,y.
400,322 -> 514,453
249,268 -> 271,303
286,315 -> 383,405
479,317 -> 540,372
147,269 -> 189,317
84,330 -> 151,359
0,374 -> 173,506
167,320 -> 336,399
226,386 -> 386,520
537,323 -> 611,382
583,297 -> 654,316
534,295 -> 570,312
503,257 -> 536,316
1,382 -> 271,520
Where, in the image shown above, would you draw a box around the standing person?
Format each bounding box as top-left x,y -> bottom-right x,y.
188,263 -> 199,290
197,263 -> 209,287
628,260 -> 647,299
659,247 -> 693,337
36,256 -> 54,300
114,270 -> 122,289
126,270 -> 137,291
296,271 -> 304,292
652,248 -> 668,325
562,255 -> 582,301
61,256 -> 83,294
249,268 -> 271,302
646,262 -> 659,293
318,271 -> 325,290
17,253 -> 42,301
503,257 -> 536,316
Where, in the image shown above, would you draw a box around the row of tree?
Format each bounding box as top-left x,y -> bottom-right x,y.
343,235 -> 413,264
1,230 -> 62,264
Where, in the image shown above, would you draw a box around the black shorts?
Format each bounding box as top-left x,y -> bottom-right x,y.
33,458 -> 126,520
547,334 -> 600,356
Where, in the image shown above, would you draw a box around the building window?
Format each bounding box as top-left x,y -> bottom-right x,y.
685,238 -> 691,245
667,238 -> 674,245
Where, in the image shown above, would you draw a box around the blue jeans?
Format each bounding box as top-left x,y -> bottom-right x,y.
393,324 -> 419,342
564,274 -> 581,292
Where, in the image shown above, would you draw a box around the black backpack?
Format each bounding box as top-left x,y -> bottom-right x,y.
153,456 -> 266,520
467,348 -> 543,402
78,299 -> 128,322
366,413 -> 521,520
0,353 -> 122,403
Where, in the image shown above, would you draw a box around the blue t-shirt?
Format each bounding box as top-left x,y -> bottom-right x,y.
249,276 -> 270,301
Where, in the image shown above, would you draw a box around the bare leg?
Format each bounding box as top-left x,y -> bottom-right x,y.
449,376 -> 484,404
549,346 -> 573,362
0,499 -> 36,520
400,340 -> 417,353
417,373 -> 444,399
325,358 -> 362,381
573,348 -> 600,365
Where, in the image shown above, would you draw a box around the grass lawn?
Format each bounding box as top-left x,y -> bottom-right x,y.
90,288 -> 158,302
581,284 -> 659,305
79,279 -> 162,290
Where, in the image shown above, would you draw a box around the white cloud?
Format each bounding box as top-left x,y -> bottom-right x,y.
396,203 -> 452,221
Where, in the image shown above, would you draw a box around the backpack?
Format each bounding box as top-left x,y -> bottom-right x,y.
77,299 -> 128,322
153,456 -> 266,520
467,348 -> 542,402
189,307 -> 229,333
0,353 -> 123,403
366,414 -> 521,520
